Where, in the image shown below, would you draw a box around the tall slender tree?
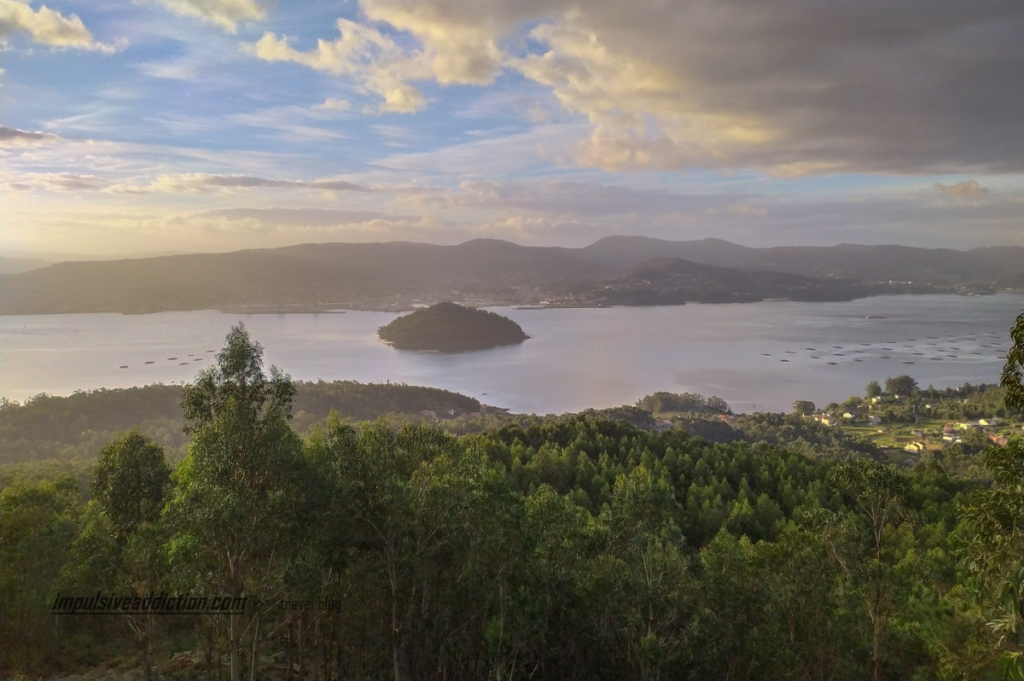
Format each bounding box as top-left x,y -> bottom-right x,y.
166,324 -> 305,681
832,459 -> 909,681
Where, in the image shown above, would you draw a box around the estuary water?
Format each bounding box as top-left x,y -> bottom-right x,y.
2,294 -> 1021,414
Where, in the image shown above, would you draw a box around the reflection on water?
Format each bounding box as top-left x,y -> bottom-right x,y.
1,294 -> 1021,414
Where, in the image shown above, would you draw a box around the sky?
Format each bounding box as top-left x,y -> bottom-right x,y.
1,0 -> 1022,258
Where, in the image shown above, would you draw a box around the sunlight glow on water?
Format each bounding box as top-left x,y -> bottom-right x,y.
2,294 -> 1021,414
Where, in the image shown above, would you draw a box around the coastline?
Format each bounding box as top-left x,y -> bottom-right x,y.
0,289 -> 1016,317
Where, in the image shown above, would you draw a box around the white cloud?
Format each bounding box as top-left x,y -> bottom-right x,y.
314,98 -> 351,112
0,0 -> 119,52
151,0 -> 265,33
244,19 -> 430,113
360,0 -> 504,85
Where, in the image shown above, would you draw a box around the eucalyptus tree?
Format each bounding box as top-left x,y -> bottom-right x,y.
166,324 -> 306,681
956,310 -> 1024,677
92,431 -> 170,543
605,467 -> 690,681
334,420 -> 515,681
0,477 -> 81,675
831,459 -> 910,681
74,432 -> 171,681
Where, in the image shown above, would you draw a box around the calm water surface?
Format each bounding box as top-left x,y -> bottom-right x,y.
2,294 -> 1021,414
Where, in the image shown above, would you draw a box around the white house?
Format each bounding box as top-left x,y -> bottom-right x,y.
867,415 -> 882,425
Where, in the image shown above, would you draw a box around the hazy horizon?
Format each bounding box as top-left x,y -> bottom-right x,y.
5,233 -> 1024,266
2,1 -> 1023,258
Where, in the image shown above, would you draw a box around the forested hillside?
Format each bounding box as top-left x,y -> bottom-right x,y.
3,237 -> 1020,314
0,381 -> 480,465
579,237 -> 1024,285
582,257 -> 875,303
1,324 -> 1021,681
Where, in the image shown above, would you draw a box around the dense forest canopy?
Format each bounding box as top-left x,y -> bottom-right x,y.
1,373 -> 1018,474
636,392 -> 732,415
378,302 -> 529,352
0,381 -> 480,465
1,321 -> 1021,681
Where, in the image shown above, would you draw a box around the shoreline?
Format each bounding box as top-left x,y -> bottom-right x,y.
0,290 -> 1017,317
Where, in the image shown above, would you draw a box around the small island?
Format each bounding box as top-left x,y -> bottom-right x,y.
378,302 -> 529,352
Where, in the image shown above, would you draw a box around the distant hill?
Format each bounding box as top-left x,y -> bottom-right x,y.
581,236 -> 1024,284
1,237 -> 1019,314
0,240 -> 601,315
0,257 -> 51,275
578,236 -> 757,270
379,302 -> 529,352
998,271 -> 1024,291
561,257 -> 874,304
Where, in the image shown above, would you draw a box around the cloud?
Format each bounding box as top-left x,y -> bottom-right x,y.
197,207 -> 412,227
21,207 -> 462,253
0,125 -> 62,147
373,123 -> 581,176
4,169 -> 371,195
0,0 -> 119,52
261,0 -> 1024,174
106,173 -> 369,194
4,172 -> 108,192
151,0 -> 265,33
404,179 -> 748,219
360,0 -> 504,85
726,204 -> 769,217
227,109 -> 349,141
244,20 -> 430,113
314,97 -> 351,112
935,179 -> 989,200
504,4 -> 1024,174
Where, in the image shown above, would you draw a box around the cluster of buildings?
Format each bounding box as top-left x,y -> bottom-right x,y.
906,419 -> 1010,451
940,419 -> 1009,446
811,412 -> 881,427
807,410 -> 1014,453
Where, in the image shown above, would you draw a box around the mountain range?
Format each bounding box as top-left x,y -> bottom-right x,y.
1,237 -> 1020,315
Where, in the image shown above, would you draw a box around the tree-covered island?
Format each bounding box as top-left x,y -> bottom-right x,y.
378,302 -> 530,352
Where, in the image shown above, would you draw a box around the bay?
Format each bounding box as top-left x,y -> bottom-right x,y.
1,294 -> 1021,414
